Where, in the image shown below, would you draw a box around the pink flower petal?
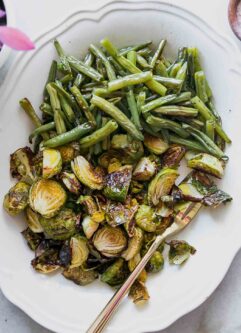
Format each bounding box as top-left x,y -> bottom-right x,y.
0,26 -> 35,50
0,9 -> 5,18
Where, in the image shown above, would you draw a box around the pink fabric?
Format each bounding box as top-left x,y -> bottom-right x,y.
0,26 -> 35,50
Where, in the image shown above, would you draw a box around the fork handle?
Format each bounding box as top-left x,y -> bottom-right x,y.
86,234 -> 164,333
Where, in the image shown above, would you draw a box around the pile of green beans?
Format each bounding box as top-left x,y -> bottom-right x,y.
19,38 -> 230,157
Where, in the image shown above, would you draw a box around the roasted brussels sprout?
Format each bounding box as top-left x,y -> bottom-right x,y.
22,228 -> 43,251
93,226 -> 127,257
101,258 -> 128,286
148,168 -> 179,206
39,208 -> 79,240
144,134 -> 169,155
187,153 -> 224,178
168,240 -> 196,265
111,134 -> 144,164
128,253 -> 147,283
162,144 -> 185,168
133,157 -> 157,181
71,155 -> 104,190
178,183 -> 203,202
103,165 -> 132,202
25,207 -> 43,233
10,147 -> 36,183
70,235 -> 89,268
77,195 -> 98,215
135,205 -> 157,232
60,171 -> 81,195
31,248 -> 60,274
129,280 -> 149,304
105,199 -> 138,228
57,144 -> 76,163
146,251 -> 164,273
29,179 -> 67,218
3,181 -> 30,216
82,215 -> 99,239
122,227 -> 143,261
108,158 -> 122,173
63,266 -> 98,285
203,189 -> 232,208
156,215 -> 174,235
42,148 -> 62,179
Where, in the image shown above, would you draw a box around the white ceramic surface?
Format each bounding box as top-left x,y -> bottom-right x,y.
0,1 -> 241,333
0,0 -> 15,70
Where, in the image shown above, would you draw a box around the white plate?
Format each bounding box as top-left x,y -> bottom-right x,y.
0,1 -> 241,332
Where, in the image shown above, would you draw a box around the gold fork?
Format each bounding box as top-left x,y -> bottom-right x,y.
87,202 -> 202,333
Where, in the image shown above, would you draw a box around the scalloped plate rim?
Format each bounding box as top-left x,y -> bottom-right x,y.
0,1 -> 241,332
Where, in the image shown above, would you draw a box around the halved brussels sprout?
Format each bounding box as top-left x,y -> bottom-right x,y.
106,199 -> 138,228
144,134 -> 169,155
82,215 -> 99,239
156,215 -> 174,235
42,148 -> 62,179
3,181 -> 30,216
101,258 -> 128,286
133,157 -> 157,181
70,235 -> 89,268
122,228 -> 143,261
178,183 -> 203,202
128,253 -> 147,283
57,144 -> 76,163
129,280 -> 149,304
103,165 -> 132,202
162,144 -> 186,168
10,147 -> 36,183
60,171 -> 81,195
25,207 -> 44,233
93,226 -> 127,257
31,248 -> 60,274
155,202 -> 173,218
148,168 -> 179,206
63,266 -> 98,285
187,153 -> 224,178
22,228 -> 43,251
29,179 -> 67,218
77,195 -> 98,215
108,158 -> 122,173
168,240 -> 196,265
39,208 -> 79,240
111,134 -> 144,164
146,251 -> 164,273
71,155 -> 104,190
135,205 -> 157,232
130,180 -> 144,194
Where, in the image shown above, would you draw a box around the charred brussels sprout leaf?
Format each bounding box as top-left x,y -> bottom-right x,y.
59,241 -> 71,267
10,147 -> 36,183
40,208 -> 79,240
129,280 -> 149,304
31,248 -> 60,273
187,153 -> 224,178
22,228 -> 44,251
93,226 -> 127,257
3,181 -> 30,216
70,235 -> 89,268
60,171 -> 81,195
135,205 -> 157,232
133,157 -> 157,181
146,251 -> 164,273
168,240 -> 196,265
122,227 -> 143,261
111,134 -> 144,164
71,155 -> 104,190
63,266 -> 98,285
29,179 -> 67,218
144,134 -> 169,155
25,207 -> 44,233
148,168 -> 179,206
203,190 -> 232,208
104,165 -> 132,202
42,148 -> 62,179
162,144 -> 186,168
101,258 -> 129,286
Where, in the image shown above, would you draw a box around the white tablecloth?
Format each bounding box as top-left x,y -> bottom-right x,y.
1,1 -> 241,332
